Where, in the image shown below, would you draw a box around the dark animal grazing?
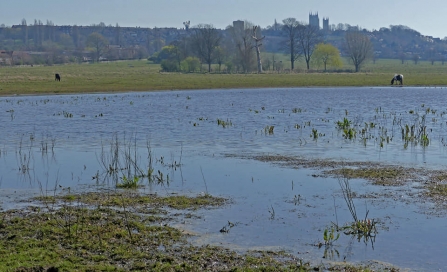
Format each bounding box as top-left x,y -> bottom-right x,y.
55,73 -> 61,81
391,74 -> 403,85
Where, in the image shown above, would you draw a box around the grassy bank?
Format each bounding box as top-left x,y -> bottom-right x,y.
1,59 -> 447,96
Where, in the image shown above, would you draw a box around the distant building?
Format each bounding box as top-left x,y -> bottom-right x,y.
183,21 -> 190,31
309,12 -> 319,29
323,17 -> 330,31
233,20 -> 244,32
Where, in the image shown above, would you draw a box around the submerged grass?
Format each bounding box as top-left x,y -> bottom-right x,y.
422,181 -> 447,214
328,167 -> 408,186
426,183 -> 447,205
1,59 -> 447,96
35,191 -> 227,210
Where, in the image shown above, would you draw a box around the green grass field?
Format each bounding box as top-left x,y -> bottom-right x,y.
1,58 -> 447,96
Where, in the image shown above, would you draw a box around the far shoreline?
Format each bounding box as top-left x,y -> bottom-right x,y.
2,84 -> 445,98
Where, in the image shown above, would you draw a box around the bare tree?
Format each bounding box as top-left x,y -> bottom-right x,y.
344,31 -> 373,72
115,23 -> 122,46
398,52 -> 406,64
272,19 -> 281,31
21,19 -> 28,49
281,18 -> 301,70
213,46 -> 226,72
189,24 -> 221,72
235,34 -> 254,73
412,54 -> 420,64
372,52 -> 378,64
296,24 -> 323,70
173,36 -> 191,63
252,26 -> 265,73
147,27 -> 166,54
87,32 -> 109,62
5,51 -> 14,66
33,19 -> 42,47
226,21 -> 256,73
72,25 -> 80,49
46,20 -> 54,42
427,48 -> 436,65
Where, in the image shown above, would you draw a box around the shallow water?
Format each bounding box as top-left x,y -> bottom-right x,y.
1,87 -> 447,271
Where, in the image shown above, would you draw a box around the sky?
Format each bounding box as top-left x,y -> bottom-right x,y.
1,0 -> 446,38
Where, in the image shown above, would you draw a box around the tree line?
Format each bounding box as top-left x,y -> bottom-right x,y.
151,19 -> 372,73
0,18 -> 403,72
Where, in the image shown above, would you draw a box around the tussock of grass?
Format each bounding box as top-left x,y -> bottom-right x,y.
427,184 -> 447,198
116,175 -> 140,189
327,167 -> 407,186
422,181 -> 447,213
432,174 -> 447,182
37,191 -> 228,210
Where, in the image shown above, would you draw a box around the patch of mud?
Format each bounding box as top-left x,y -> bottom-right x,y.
0,188 -> 42,211
230,153 -> 447,215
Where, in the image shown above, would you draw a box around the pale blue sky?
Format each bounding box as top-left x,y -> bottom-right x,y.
2,0 -> 446,38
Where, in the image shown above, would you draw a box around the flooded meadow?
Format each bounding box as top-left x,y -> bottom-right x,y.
1,87 -> 447,271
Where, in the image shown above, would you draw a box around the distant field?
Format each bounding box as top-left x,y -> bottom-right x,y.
1,59 -> 447,96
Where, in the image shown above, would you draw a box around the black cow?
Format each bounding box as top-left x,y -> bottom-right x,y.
55,73 -> 61,81
391,74 -> 403,85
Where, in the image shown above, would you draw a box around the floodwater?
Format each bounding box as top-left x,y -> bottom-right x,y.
1,87 -> 447,271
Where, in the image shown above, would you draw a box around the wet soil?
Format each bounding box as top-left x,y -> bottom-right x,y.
239,153 -> 447,214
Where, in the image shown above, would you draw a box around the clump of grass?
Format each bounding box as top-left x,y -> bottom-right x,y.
40,191 -> 228,210
331,171 -> 378,244
343,128 -> 356,139
97,133 -> 176,188
217,118 -> 233,128
426,184 -> 447,198
336,117 -> 356,140
321,226 -> 340,260
264,125 -> 274,134
116,175 -> 140,189
327,166 -> 406,186
341,219 -> 377,237
401,114 -> 430,148
323,226 -> 340,246
336,117 -> 351,129
311,128 -> 325,140
292,107 -> 305,113
63,111 -> 73,118
433,173 -> 447,182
